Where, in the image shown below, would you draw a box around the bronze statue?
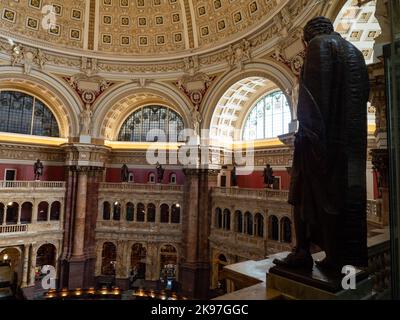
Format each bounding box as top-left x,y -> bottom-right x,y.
121,164 -> 129,182
274,17 -> 369,271
34,159 -> 44,180
156,163 -> 165,184
231,166 -> 238,187
263,164 -> 274,189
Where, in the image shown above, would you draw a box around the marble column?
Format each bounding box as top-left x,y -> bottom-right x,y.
181,168 -> 219,299
68,168 -> 88,289
21,244 -> 30,288
72,169 -> 88,258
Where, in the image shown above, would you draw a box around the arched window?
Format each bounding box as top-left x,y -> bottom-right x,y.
215,208 -> 222,229
148,173 -> 156,184
171,204 -> 180,224
160,204 -> 170,223
255,213 -> 264,238
244,212 -> 253,236
103,202 -> 111,220
6,202 -> 18,225
269,216 -> 279,241
160,245 -> 178,280
243,91 -> 291,140
21,202 -> 33,224
50,201 -> 61,221
223,209 -> 231,231
234,210 -> 243,233
131,244 -> 147,280
169,173 -> 177,184
281,217 -> 292,243
36,244 -> 56,268
0,91 -> 60,137
101,242 -> 116,276
118,105 -> 185,142
113,202 -> 121,221
126,202 -> 134,221
137,203 -> 145,222
147,203 -> 156,222
37,202 -> 49,222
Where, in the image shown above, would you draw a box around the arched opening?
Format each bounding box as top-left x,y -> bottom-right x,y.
235,210 -> 243,233
0,91 -> 60,137
269,216 -> 279,241
209,76 -> 293,141
147,203 -> 156,222
113,202 -> 121,221
215,208 -> 222,229
101,242 -> 116,276
242,91 -> 291,141
37,201 -> 49,222
36,244 -> 56,268
281,217 -> 292,243
169,173 -> 177,184
118,105 -> 185,142
0,248 -> 22,286
6,202 -> 19,225
21,202 -> 33,224
160,204 -> 170,223
148,173 -> 156,184
0,203 -> 4,225
160,245 -> 178,283
255,213 -> 264,238
50,201 -> 61,221
244,212 -> 253,236
171,204 -> 181,224
131,244 -> 147,281
103,202 -> 111,220
126,202 -> 134,221
223,209 -> 231,231
136,203 -> 145,222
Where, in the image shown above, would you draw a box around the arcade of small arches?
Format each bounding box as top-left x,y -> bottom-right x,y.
101,201 -> 181,224
0,201 -> 62,225
213,208 -> 292,243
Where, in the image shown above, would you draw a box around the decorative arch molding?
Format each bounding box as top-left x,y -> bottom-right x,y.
0,67 -> 81,138
202,60 -> 297,135
92,82 -> 192,140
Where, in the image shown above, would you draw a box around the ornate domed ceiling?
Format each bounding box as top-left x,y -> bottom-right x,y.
0,0 -> 283,58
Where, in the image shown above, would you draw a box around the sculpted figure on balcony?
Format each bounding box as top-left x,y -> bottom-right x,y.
121,164 -> 129,183
273,17 -> 369,271
34,159 -> 44,181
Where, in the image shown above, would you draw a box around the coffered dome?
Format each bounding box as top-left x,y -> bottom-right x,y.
0,0 -> 282,58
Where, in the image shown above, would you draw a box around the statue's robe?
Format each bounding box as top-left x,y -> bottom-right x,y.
289,32 -> 370,267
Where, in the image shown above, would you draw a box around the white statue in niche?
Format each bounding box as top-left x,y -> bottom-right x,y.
191,107 -> 202,136
23,50 -> 35,75
80,104 -> 93,136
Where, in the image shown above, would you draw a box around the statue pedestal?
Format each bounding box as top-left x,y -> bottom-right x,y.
267,264 -> 374,300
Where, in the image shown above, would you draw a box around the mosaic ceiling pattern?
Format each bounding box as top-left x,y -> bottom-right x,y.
0,0 -> 280,55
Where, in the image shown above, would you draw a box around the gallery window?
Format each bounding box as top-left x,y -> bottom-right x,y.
242,91 -> 291,140
118,105 -> 185,142
0,91 -> 60,137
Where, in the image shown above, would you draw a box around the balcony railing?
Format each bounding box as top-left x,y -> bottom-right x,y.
0,224 -> 28,234
0,222 -> 62,234
367,200 -> 382,224
212,187 -> 289,200
99,183 -> 184,193
0,181 -> 66,189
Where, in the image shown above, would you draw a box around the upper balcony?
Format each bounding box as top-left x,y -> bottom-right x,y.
98,182 -> 184,194
0,181 -> 66,194
211,187 -> 289,201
